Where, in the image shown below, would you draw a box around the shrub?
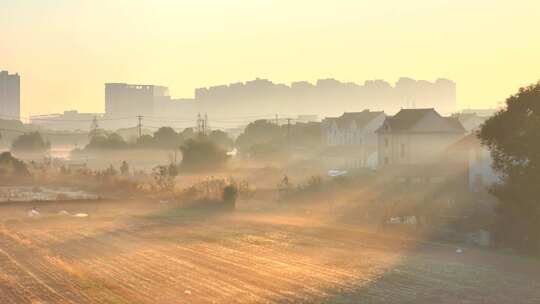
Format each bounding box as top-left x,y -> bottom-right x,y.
86,133 -> 128,150
222,184 -> 238,208
180,138 -> 229,171
11,132 -> 50,153
0,152 -> 30,177
152,164 -> 178,192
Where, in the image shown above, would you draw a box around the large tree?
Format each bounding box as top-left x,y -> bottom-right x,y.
235,119 -> 283,151
11,132 -> 50,153
180,138 -> 229,171
207,130 -> 233,149
152,127 -> 183,149
479,82 -> 540,254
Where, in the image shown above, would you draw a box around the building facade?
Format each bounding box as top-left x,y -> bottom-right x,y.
105,83 -> 170,118
377,108 -> 465,166
0,71 -> 21,120
321,110 -> 386,169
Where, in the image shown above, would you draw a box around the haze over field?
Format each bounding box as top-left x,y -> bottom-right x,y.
2,1 -> 540,303
2,0 -> 540,117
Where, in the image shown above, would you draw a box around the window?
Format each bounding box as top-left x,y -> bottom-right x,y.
400,143 -> 405,158
384,138 -> 389,148
384,157 -> 389,165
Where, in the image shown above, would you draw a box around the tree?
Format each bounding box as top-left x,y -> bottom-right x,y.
120,161 -> 130,176
235,119 -> 283,150
222,184 -> 238,209
180,138 -> 229,171
479,82 -> 540,254
153,127 -> 183,149
0,152 -> 30,177
136,134 -> 155,148
181,127 -> 196,140
11,132 -> 50,153
86,133 -> 128,150
207,130 -> 233,149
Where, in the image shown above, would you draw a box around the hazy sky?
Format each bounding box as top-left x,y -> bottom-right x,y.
2,0 -> 540,118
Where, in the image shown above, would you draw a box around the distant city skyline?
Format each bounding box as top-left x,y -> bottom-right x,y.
2,1 -> 539,117
99,77 -> 456,130
28,77 -> 457,131
0,71 -> 20,120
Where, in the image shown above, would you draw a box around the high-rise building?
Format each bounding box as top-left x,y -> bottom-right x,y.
105,83 -> 170,117
0,71 -> 21,120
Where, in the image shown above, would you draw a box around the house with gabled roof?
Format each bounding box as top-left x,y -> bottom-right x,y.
376,108 -> 465,166
321,110 -> 386,168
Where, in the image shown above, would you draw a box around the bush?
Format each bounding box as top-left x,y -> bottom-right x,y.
86,133 -> 128,150
152,127 -> 184,149
207,130 -> 234,149
180,138 -> 229,171
0,152 -> 30,178
152,164 -> 179,192
11,132 -> 50,153
222,184 -> 238,208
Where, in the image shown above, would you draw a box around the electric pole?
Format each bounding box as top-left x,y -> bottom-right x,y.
204,113 -> 208,136
197,113 -> 202,135
89,115 -> 99,138
137,115 -> 143,140
286,118 -> 292,154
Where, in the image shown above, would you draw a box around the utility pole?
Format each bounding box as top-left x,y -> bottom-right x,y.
91,115 -> 99,131
137,115 -> 143,140
89,115 -> 99,138
204,113 -> 208,136
196,113 -> 202,135
286,118 -> 292,154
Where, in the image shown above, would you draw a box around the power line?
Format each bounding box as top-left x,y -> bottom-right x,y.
0,114 -> 134,122
0,128 -> 88,136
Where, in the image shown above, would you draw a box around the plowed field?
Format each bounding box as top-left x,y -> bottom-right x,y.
1,200 -> 539,303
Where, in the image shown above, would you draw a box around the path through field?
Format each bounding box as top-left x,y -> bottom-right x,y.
0,201 -> 539,303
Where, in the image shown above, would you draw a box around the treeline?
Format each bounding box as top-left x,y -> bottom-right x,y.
83,120 -> 322,158
235,120 -> 322,158
4,118 -> 324,160
84,127 -> 233,151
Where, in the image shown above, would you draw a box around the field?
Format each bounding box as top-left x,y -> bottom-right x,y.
0,199 -> 539,304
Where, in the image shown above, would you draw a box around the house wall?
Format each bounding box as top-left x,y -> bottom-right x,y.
469,147 -> 501,192
361,114 -> 386,168
378,111 -> 464,166
379,132 -> 463,166
323,113 -> 385,168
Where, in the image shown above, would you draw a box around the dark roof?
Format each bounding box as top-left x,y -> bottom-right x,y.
344,110 -> 384,129
445,117 -> 467,133
325,110 -> 384,130
384,108 -> 436,130
378,108 -> 465,133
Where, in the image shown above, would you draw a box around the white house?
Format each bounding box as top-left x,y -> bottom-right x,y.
321,110 -> 386,168
376,108 -> 466,166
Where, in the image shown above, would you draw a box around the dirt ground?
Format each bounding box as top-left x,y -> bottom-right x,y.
0,199 -> 539,304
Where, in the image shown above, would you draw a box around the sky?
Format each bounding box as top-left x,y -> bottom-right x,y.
2,0 -> 540,118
